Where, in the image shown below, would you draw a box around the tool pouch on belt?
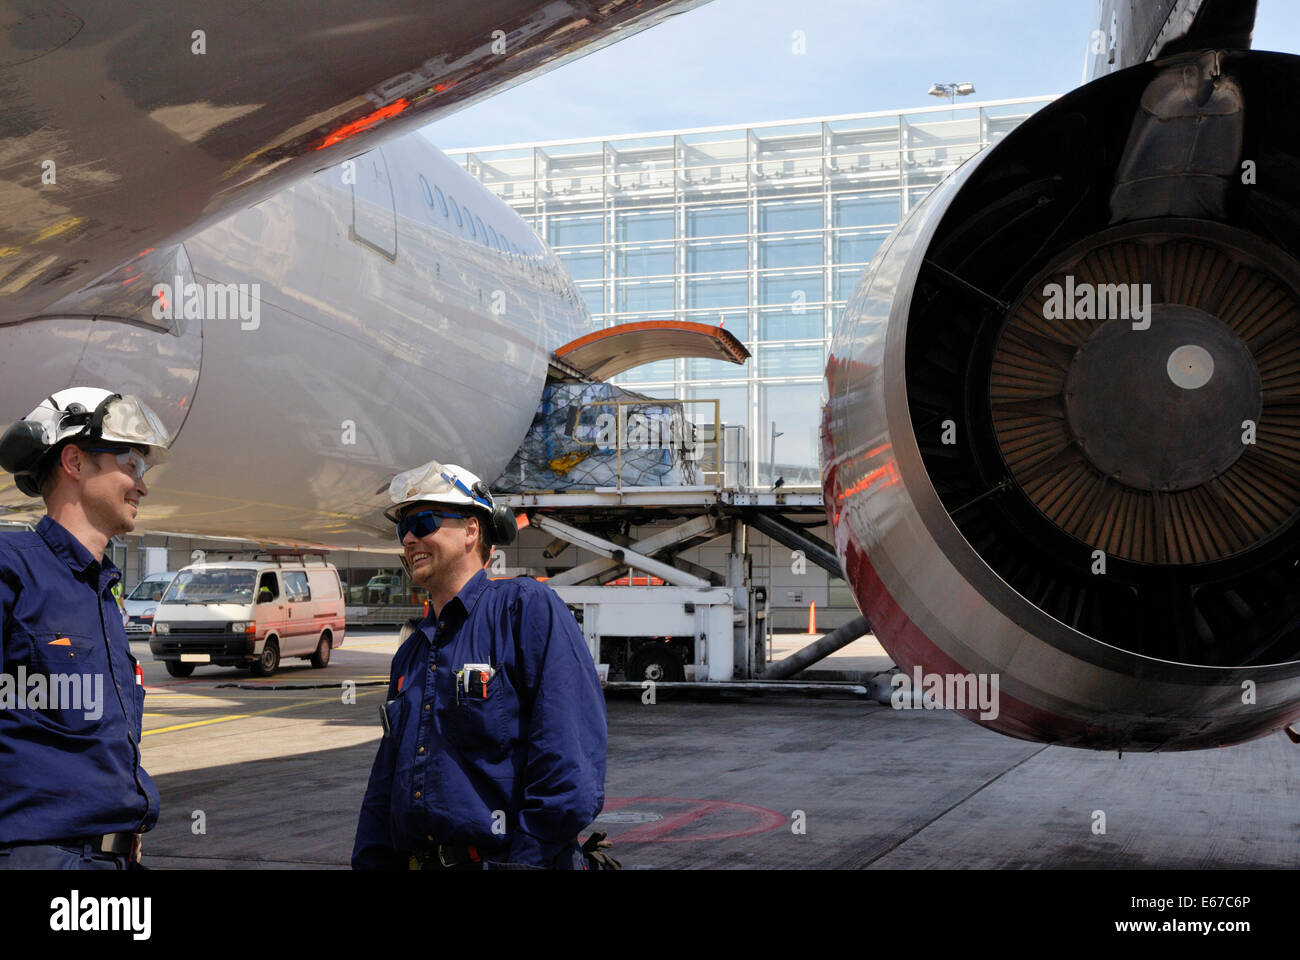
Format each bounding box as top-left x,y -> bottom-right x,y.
580,831 -> 622,870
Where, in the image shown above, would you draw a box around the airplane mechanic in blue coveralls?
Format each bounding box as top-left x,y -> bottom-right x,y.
352,460 -> 607,870
0,387 -> 172,869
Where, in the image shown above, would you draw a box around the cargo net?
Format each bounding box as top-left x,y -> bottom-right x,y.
496,381 -> 700,492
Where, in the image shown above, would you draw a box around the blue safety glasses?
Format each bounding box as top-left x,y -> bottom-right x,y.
396,508 -> 466,543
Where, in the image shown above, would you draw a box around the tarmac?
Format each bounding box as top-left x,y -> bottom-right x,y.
135,629 -> 1300,869
766,631 -> 893,682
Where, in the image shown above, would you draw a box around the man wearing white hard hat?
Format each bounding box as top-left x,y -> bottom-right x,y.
352,460 -> 609,870
0,387 -> 171,869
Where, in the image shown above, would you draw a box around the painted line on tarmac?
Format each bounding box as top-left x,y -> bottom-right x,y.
213,671 -> 382,686
598,797 -> 787,843
142,688 -> 384,736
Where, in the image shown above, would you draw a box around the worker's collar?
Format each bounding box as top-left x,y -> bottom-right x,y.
426,568 -> 490,634
37,514 -> 120,590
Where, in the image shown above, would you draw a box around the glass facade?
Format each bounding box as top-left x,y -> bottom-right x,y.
449,97 -> 1054,488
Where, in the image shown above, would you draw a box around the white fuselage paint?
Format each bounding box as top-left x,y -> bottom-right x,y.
0,132 -> 591,549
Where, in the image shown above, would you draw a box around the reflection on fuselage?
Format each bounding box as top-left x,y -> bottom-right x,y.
0,131 -> 591,550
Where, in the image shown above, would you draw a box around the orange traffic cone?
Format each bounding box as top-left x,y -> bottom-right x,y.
808,601 -> 816,634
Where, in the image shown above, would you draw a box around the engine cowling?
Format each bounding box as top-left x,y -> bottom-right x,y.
822,51 -> 1300,750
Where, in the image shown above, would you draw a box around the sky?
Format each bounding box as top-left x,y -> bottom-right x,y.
421,0 -> 1300,151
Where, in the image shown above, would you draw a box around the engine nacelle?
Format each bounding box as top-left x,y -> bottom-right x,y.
823,51 -> 1300,750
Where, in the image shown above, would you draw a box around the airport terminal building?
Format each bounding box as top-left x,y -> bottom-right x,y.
444,96 -> 1055,629
77,97 -> 1054,631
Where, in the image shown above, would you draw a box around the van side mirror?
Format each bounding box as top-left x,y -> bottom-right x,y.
258,586 -> 273,603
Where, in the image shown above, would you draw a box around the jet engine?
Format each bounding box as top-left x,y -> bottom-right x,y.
823,51 -> 1300,749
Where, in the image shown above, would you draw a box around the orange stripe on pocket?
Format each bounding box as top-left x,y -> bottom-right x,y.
48,637 -> 71,646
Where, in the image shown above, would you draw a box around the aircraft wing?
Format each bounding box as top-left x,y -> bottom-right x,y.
0,0 -> 709,324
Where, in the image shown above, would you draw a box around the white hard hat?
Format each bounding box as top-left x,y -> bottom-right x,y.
383,459 -> 516,546
0,387 -> 172,497
383,460 -> 493,524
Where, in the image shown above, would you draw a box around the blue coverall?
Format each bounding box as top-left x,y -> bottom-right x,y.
0,516 -> 159,869
352,569 -> 606,869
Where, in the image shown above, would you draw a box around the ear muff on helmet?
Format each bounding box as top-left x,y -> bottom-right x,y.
488,504 -> 517,546
0,419 -> 49,476
0,420 -> 54,498
469,479 -> 516,547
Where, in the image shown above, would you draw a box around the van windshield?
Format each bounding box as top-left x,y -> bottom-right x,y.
127,578 -> 170,601
162,569 -> 257,605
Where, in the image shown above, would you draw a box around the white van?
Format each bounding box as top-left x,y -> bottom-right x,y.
123,570 -> 177,636
149,552 -> 346,678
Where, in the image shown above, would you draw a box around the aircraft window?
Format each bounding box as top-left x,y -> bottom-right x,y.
488,226 -> 500,251
419,174 -> 434,208
433,185 -> 449,218
448,195 -> 464,229
475,216 -> 489,246
464,207 -> 477,239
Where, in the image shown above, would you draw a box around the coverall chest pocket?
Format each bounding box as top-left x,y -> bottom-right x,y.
443,670 -> 508,757
381,691 -> 409,739
9,631 -> 109,733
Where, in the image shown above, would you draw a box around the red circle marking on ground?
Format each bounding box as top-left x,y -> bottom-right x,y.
597,796 -> 787,843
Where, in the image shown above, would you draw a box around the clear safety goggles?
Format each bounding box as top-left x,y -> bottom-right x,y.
84,445 -> 150,482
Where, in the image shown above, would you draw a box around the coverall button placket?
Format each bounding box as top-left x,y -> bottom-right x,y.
412,630 -> 435,805
95,563 -> 151,825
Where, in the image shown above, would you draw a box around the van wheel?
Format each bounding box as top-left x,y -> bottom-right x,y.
165,661 -> 195,678
311,633 -> 332,669
252,639 -> 280,676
